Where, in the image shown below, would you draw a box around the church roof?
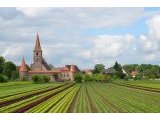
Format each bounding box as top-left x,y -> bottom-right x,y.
19,58 -> 27,72
34,33 -> 42,52
70,64 -> 77,72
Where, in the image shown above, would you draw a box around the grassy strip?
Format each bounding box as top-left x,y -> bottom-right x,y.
0,83 -> 63,100
0,81 -> 32,87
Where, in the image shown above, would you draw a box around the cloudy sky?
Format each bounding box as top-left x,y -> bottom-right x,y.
1,7 -> 160,68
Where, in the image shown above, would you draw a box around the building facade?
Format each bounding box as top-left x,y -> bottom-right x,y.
19,33 -> 80,82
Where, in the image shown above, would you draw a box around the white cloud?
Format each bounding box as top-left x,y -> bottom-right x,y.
16,7 -> 51,17
139,15 -> 160,62
91,34 -> 134,64
147,15 -> 160,39
1,8 -> 160,68
145,53 -> 157,61
2,46 -> 23,57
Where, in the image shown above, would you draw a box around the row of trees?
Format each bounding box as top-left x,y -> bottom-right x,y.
0,56 -> 18,82
74,73 -> 112,83
74,61 -> 160,83
123,64 -> 160,79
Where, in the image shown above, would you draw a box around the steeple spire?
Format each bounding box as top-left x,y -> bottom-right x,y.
34,33 -> 42,52
19,57 -> 27,72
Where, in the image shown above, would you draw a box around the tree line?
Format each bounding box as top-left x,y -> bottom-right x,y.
74,61 -> 160,83
0,56 -> 18,82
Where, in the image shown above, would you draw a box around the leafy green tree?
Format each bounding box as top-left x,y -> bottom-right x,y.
74,73 -> 83,83
11,71 -> 19,80
0,74 -> 8,83
83,74 -> 93,82
113,61 -> 125,79
26,64 -> 31,71
3,61 -> 16,79
0,56 -> 5,73
93,64 -> 105,74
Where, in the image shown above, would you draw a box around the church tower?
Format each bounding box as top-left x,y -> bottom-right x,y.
31,33 -> 43,71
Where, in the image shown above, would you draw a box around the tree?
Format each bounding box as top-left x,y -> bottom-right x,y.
11,71 -> 19,80
93,64 -> 105,74
113,61 -> 125,79
26,64 -> 31,71
3,61 -> 17,79
83,74 -> 93,82
0,74 -> 8,83
0,56 -> 5,73
74,73 -> 83,83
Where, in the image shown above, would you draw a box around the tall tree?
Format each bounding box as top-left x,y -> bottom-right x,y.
113,61 -> 125,79
3,61 -> 17,79
0,56 -> 5,73
93,64 -> 105,74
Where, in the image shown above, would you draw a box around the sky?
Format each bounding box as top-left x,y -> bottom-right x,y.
1,7 -> 160,69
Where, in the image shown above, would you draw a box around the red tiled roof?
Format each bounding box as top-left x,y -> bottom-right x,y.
19,58 -> 27,72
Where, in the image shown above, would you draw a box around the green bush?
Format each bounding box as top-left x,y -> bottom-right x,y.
20,76 -> 28,81
0,74 -> 8,83
32,75 -> 50,83
43,75 -> 50,83
74,73 -> 83,83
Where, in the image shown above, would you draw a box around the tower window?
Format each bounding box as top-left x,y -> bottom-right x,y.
36,52 -> 38,55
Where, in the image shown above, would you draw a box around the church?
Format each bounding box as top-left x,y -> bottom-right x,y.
19,33 -> 80,82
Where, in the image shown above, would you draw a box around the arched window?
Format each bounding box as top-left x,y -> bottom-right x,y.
36,52 -> 38,55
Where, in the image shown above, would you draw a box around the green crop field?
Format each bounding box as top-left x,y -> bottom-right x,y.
0,81 -> 160,113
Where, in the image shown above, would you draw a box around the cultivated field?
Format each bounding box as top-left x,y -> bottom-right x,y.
0,81 -> 160,113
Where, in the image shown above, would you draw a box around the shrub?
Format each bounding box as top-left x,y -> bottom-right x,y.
20,76 -> 28,81
43,75 -> 50,83
74,73 -> 82,83
0,74 -> 8,83
32,75 -> 50,83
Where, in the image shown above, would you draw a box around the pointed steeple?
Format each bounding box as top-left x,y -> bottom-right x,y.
19,57 -> 27,72
34,33 -> 42,52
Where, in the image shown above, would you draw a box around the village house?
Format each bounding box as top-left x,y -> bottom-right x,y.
19,33 -> 80,82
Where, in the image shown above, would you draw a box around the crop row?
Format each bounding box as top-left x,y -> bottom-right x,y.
112,82 -> 160,93
0,83 -> 63,99
0,84 -> 74,112
94,83 -> 160,112
27,84 -> 80,113
1,82 -> 160,113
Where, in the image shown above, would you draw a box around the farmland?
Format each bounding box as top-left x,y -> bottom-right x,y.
0,81 -> 160,113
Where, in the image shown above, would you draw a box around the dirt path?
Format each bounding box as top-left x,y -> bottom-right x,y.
13,84 -> 75,113
0,84 -> 67,108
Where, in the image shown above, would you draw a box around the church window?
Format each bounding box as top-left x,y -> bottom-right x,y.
36,52 -> 38,55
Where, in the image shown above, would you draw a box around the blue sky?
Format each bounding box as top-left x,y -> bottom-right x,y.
0,7 -> 160,69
